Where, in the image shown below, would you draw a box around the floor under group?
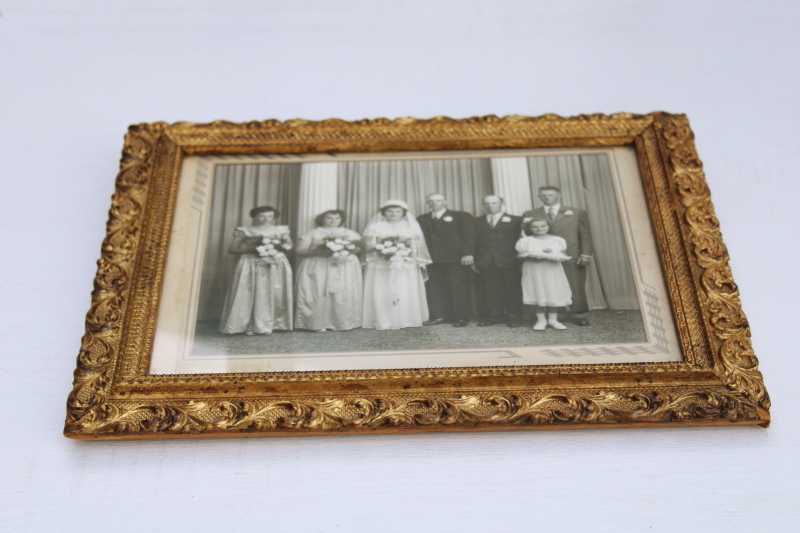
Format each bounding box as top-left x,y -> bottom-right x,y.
192,309 -> 647,355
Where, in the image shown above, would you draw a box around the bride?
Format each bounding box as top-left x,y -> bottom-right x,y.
361,200 -> 431,330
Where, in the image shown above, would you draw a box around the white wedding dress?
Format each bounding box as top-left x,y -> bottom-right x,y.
361,206 -> 431,330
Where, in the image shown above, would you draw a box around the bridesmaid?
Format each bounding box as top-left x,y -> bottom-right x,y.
219,206 -> 294,335
294,209 -> 364,331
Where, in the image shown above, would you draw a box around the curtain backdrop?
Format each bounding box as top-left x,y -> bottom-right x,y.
197,156 -> 637,322
197,163 -> 301,321
337,158 -> 493,234
527,154 -> 639,310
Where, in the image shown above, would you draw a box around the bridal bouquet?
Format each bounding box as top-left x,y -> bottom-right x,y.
323,236 -> 359,260
255,232 -> 292,264
374,236 -> 415,266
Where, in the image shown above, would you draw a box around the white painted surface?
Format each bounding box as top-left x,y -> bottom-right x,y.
0,2 -> 797,531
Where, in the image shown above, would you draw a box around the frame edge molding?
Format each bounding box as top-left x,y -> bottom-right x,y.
64,113 -> 770,439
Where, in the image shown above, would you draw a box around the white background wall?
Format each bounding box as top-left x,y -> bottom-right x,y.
1,2 -> 797,531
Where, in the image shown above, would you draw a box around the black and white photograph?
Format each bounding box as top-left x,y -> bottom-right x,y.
149,147 -> 682,373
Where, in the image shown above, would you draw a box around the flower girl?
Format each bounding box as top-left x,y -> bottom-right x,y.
515,218 -> 572,330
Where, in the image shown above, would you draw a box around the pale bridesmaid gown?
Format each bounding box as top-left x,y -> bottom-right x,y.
294,227 -> 364,331
219,225 -> 293,334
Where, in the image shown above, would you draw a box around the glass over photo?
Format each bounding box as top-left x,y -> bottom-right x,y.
148,147 -> 683,373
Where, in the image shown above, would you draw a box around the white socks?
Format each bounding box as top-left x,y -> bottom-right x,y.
533,312 -> 567,330
547,312 -> 567,329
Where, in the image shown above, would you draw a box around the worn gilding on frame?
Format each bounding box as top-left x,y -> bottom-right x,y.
64,113 -> 769,439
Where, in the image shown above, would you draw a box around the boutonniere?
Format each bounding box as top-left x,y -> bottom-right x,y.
563,210 -> 573,216
501,216 -> 511,223
522,217 -> 532,223
442,216 -> 453,222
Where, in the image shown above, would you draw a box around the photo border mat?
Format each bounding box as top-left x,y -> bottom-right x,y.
149,146 -> 681,374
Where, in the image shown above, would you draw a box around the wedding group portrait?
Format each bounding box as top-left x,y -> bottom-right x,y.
183,149 -> 661,365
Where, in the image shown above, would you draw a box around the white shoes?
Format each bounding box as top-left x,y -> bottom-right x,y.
532,320 -> 568,330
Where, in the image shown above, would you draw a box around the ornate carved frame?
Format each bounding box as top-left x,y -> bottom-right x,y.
64,112 -> 770,439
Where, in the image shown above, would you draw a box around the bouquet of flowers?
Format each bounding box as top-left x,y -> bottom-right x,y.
373,236 -> 415,266
255,232 -> 292,264
526,249 -> 571,262
322,236 -> 359,260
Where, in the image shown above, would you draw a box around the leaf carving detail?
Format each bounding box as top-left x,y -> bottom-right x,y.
66,123 -> 165,429
658,115 -> 769,410
68,390 -> 760,436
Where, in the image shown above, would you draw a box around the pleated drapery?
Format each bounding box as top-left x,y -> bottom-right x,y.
579,155 -> 639,309
197,163 -> 301,321
337,159 -> 493,235
527,154 -> 639,310
197,155 -> 638,323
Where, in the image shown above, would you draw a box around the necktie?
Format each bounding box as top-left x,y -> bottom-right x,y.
490,215 -> 497,228
547,207 -> 555,221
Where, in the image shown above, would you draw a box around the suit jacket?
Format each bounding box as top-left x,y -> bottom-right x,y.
417,210 -> 476,264
523,206 -> 593,260
474,213 -> 523,269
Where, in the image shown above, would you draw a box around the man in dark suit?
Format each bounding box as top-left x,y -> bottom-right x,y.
522,186 -> 594,326
417,193 -> 476,327
473,195 -> 523,327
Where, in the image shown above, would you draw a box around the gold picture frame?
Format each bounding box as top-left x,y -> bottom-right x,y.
64,112 -> 770,439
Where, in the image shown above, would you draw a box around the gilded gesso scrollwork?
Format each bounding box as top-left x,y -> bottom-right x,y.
64,113 -> 769,439
70,390 -> 761,436
66,123 -> 168,435
657,115 -> 769,410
